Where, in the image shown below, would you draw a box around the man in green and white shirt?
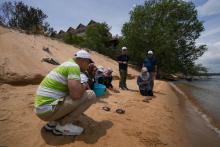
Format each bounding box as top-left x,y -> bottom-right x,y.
34,49 -> 97,136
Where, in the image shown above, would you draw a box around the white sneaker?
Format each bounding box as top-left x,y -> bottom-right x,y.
53,123 -> 84,136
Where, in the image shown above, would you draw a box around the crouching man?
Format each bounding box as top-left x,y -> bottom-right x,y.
34,49 -> 97,136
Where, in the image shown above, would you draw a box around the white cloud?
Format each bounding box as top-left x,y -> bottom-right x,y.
201,26 -> 220,37
197,41 -> 220,72
197,0 -> 220,16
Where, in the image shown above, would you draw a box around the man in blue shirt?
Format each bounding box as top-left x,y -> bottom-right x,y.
143,50 -> 157,92
117,47 -> 129,90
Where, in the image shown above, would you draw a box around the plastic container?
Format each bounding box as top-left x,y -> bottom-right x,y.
93,83 -> 106,97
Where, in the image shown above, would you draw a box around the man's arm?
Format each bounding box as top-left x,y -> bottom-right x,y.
68,80 -> 87,100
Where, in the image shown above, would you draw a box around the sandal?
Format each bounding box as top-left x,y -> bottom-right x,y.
102,106 -> 111,111
116,109 -> 125,114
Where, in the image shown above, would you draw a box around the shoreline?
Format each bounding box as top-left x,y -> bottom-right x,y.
169,82 -> 220,138
168,82 -> 220,140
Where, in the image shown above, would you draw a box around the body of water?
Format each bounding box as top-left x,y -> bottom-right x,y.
174,76 -> 220,132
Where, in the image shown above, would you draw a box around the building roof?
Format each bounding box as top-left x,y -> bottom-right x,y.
67,27 -> 75,33
76,23 -> 86,30
58,30 -> 65,34
87,20 -> 97,26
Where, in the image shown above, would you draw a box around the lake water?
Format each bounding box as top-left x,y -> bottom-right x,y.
174,76 -> 220,131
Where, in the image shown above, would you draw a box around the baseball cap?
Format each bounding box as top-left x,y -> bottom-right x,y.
147,50 -> 153,54
122,46 -> 127,50
75,49 -> 94,63
141,67 -> 148,72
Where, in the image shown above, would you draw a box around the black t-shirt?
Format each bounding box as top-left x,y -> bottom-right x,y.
117,54 -> 129,70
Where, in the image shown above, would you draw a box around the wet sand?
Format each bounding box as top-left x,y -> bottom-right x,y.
170,83 -> 220,147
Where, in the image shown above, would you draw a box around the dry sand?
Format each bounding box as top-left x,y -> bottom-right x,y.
0,26 -> 220,147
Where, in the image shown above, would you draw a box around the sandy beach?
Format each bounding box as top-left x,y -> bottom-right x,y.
0,26 -> 220,147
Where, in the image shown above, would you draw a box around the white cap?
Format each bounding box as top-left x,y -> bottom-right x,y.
75,49 -> 94,63
97,65 -> 104,72
122,46 -> 127,50
147,50 -> 153,54
141,67 -> 148,72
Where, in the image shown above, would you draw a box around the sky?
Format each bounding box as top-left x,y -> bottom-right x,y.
3,0 -> 220,72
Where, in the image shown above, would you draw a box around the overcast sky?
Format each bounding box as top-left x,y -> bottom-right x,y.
5,0 -> 220,72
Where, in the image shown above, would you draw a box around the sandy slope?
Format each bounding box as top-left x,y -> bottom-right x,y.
0,26 -> 220,147
0,26 -> 138,84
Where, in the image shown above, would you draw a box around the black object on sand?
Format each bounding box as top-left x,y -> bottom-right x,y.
102,106 -> 111,111
116,109 -> 125,114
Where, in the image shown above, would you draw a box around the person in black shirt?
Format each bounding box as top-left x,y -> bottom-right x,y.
117,47 -> 129,90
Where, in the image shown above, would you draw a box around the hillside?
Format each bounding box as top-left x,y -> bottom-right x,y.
0,26 -> 138,84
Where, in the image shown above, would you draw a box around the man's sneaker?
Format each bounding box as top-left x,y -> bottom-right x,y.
44,121 -> 57,131
52,123 -> 84,136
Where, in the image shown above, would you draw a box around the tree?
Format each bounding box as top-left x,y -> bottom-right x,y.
0,1 -> 14,25
121,0 -> 207,75
0,1 -> 52,34
84,23 -> 112,54
63,33 -> 84,46
189,63 -> 208,75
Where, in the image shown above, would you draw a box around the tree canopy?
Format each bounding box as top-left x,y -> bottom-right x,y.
84,23 -> 112,53
63,22 -> 118,58
122,0 -> 207,75
0,1 -> 54,34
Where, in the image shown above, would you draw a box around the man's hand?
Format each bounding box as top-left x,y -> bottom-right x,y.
123,61 -> 127,64
68,80 -> 86,100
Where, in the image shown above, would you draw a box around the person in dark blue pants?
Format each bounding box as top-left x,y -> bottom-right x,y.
143,50 -> 157,93
137,67 -> 153,95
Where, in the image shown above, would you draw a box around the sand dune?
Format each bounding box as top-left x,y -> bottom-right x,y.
0,26 -> 220,147
0,26 -> 138,85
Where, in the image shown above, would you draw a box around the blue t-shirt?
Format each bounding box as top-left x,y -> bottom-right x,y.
143,57 -> 156,72
117,54 -> 129,70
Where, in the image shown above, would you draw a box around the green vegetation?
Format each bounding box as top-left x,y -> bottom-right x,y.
0,1 -> 55,35
121,0 -> 207,76
64,33 -> 84,46
84,23 -> 113,55
63,23 -> 119,59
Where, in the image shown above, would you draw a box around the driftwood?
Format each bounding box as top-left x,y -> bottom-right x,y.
41,57 -> 60,65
